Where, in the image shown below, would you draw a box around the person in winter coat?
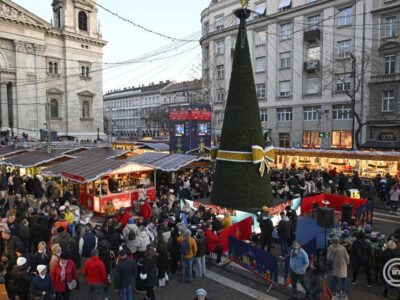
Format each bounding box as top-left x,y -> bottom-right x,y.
30,265 -> 54,300
136,223 -> 151,258
139,199 -> 153,222
257,207 -> 274,252
114,249 -> 137,300
289,241 -> 309,299
116,208 -> 131,228
0,229 -> 22,265
122,217 -> 140,254
327,236 -> 350,296
168,227 -> 181,274
105,224 -> 122,259
82,249 -> 107,300
203,223 -> 223,265
308,262 -> 330,300
195,229 -> 207,278
33,175 -> 44,199
156,234 -> 169,287
277,212 -> 292,258
351,231 -> 372,286
8,256 -> 33,300
79,224 -> 98,262
177,229 -> 198,283
31,215 -> 51,250
97,233 -> 112,277
7,215 -> 20,237
389,184 -> 400,214
32,241 -> 51,272
50,243 -> 62,270
50,252 -> 78,300
141,245 -> 158,300
0,192 -> 9,218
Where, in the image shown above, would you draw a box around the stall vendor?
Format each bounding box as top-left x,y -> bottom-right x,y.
104,200 -> 116,216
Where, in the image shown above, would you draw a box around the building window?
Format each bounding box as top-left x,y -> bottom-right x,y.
256,83 -> 266,100
48,62 -> 53,73
331,130 -> 352,149
81,66 -> 85,77
255,31 -> 267,46
333,104 -> 351,120
336,75 -> 351,92
216,89 -> 224,103
279,0 -> 292,11
277,108 -> 292,121
215,40 -> 225,55
279,81 -> 291,97
50,99 -> 59,118
255,57 -> 265,72
254,2 -> 266,19
280,52 -> 291,69
203,45 -> 209,61
307,46 -> 320,61
78,11 -> 88,31
338,6 -> 352,26
80,65 -> 90,78
303,106 -> 320,121
260,109 -> 268,122
54,63 -> 58,74
384,55 -> 396,75
204,68 -> 210,81
82,101 -> 90,118
337,40 -> 352,59
215,15 -> 224,30
86,67 -> 90,77
382,90 -> 395,112
279,133 -> 291,148
216,64 -> 224,79
306,77 -> 320,94
303,131 -> 320,148
385,16 -> 397,38
280,23 -> 292,40
307,15 -> 320,31
203,21 -> 209,35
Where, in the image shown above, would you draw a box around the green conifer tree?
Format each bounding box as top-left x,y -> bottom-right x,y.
211,8 -> 273,210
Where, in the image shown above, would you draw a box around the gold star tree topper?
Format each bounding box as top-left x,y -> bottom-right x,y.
240,0 -> 249,8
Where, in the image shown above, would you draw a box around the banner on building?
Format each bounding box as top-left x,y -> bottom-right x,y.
228,236 -> 279,285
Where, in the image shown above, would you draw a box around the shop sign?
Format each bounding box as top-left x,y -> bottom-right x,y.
378,132 -> 397,141
319,132 -> 330,138
61,172 -> 85,183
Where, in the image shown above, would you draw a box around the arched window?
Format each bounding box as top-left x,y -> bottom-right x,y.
82,101 -> 90,118
48,62 -> 53,73
78,11 -> 88,31
50,99 -> 58,118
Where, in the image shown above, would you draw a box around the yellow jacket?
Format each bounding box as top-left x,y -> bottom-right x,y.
104,204 -> 116,216
177,235 -> 197,259
64,212 -> 74,224
222,216 -> 233,228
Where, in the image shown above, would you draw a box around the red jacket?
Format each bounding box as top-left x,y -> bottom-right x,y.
50,259 -> 78,293
82,256 -> 107,285
116,211 -> 131,227
204,229 -> 220,253
139,202 -> 152,221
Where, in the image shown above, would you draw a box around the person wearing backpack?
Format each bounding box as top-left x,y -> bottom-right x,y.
79,224 -> 98,265
177,229 -> 197,283
122,217 -> 140,255
351,231 -> 372,287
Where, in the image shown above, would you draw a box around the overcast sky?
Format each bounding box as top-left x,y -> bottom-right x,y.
13,0 -> 210,92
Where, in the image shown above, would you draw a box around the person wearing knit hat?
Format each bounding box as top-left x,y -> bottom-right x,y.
194,288 -> 208,300
31,264 -> 54,300
16,256 -> 27,266
177,228 -> 198,282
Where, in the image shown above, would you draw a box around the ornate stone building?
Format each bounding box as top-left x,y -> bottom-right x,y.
0,0 -> 106,139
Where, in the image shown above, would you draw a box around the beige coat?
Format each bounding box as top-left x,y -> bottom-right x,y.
327,244 -> 350,278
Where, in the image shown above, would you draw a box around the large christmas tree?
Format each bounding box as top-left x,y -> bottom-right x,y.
211,6 -> 273,210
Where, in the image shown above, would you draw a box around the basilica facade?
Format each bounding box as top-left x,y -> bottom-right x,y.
0,0 -> 106,139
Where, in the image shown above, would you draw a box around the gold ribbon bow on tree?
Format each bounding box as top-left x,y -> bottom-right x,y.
210,145 -> 275,177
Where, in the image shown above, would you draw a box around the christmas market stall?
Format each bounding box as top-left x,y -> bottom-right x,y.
42,149 -> 156,214
275,148 -> 400,178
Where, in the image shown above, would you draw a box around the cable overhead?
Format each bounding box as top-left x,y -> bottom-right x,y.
89,0 -> 199,43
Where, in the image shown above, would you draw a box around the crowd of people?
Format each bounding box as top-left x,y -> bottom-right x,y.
0,178 -> 232,300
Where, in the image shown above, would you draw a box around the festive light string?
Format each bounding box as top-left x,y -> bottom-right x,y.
89,0 -> 199,43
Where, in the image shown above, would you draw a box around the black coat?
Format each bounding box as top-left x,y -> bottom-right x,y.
196,236 -> 206,257
29,274 -> 53,300
10,265 -> 33,299
258,215 -> 274,239
106,228 -> 121,255
30,223 -> 51,244
277,219 -> 292,240
98,237 -> 112,274
114,257 -> 137,289
142,256 -> 157,288
157,249 -> 169,279
31,251 -> 51,271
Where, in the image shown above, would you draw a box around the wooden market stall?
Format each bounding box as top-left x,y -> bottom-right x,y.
275,148 -> 400,178
42,149 -> 156,214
